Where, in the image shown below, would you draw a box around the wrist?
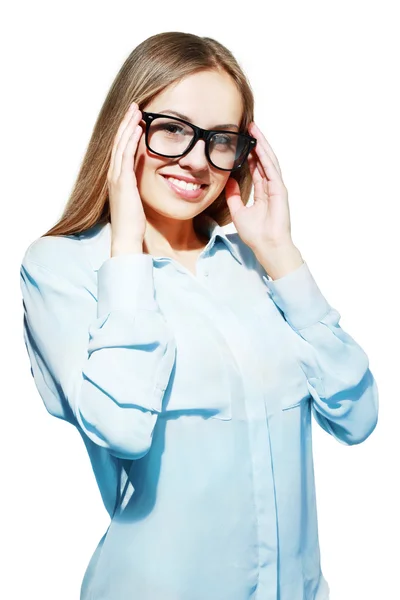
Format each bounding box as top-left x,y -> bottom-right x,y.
111,240 -> 144,257
253,243 -> 304,281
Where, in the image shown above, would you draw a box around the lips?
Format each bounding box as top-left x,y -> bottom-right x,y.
160,174 -> 208,200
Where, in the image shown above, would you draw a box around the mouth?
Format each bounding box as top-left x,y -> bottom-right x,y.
160,175 -> 209,201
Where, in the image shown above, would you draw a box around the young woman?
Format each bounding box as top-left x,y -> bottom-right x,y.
19,31 -> 379,600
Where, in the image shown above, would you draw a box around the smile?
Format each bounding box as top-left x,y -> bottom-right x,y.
165,176 -> 203,190
161,175 -> 208,200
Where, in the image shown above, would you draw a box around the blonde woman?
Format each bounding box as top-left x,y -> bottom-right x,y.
20,31 -> 379,600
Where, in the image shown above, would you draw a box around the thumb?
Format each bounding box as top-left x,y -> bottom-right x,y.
224,177 -> 244,218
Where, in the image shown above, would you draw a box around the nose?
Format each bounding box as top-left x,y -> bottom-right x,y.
177,139 -> 209,171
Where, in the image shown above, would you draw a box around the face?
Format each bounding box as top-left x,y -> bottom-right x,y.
134,69 -> 244,221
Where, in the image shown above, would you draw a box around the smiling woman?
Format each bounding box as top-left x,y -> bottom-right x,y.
130,68 -> 251,237
19,30 -> 378,600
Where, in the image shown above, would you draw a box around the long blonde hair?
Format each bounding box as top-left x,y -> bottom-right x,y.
41,31 -> 255,238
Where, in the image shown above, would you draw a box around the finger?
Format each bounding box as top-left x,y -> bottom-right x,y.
224,177 -> 244,218
248,122 -> 282,177
247,152 -> 263,185
121,124 -> 143,175
113,109 -> 142,178
253,174 -> 270,204
109,103 -> 136,174
250,159 -> 269,203
250,132 -> 282,185
249,122 -> 281,173
109,103 -> 137,178
247,151 -> 272,204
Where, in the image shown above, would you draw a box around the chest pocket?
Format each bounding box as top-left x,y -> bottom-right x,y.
246,296 -> 311,412
161,309 -> 232,421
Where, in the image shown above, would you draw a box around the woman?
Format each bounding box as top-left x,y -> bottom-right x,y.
19,31 -> 379,600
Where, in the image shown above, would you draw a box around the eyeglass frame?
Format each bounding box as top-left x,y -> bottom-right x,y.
140,111 -> 257,172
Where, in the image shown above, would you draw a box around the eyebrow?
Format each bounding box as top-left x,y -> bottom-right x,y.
158,109 -> 240,131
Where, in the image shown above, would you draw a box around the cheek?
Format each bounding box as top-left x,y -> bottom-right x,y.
134,139 -> 161,177
203,175 -> 230,205
214,174 -> 230,192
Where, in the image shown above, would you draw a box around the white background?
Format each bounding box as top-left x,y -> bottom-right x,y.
2,0 -> 398,598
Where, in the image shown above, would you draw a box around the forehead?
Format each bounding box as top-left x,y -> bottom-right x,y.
146,70 -> 243,128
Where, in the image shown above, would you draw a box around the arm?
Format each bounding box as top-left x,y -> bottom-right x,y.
20,249 -> 176,460
256,255 -> 379,446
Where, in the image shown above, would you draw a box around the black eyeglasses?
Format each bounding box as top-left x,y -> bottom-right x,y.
140,111 -> 257,172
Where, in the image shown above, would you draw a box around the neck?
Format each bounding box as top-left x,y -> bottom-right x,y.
142,213 -> 210,256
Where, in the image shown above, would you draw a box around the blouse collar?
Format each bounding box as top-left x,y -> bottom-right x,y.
82,215 -> 243,272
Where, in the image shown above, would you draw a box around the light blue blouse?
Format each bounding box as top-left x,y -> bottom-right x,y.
19,215 -> 379,600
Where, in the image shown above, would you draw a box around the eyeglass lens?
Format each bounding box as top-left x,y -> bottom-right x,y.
147,117 -> 250,170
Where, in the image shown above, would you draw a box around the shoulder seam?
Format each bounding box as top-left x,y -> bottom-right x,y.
23,235 -> 93,276
22,252 -> 60,276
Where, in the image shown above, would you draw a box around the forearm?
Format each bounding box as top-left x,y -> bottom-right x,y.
20,252 -> 177,460
257,253 -> 379,445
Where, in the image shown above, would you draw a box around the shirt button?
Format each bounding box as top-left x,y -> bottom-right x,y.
204,270 -> 209,277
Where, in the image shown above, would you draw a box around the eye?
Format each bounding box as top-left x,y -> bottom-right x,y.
162,123 -> 184,135
211,133 -> 237,151
213,134 -> 231,145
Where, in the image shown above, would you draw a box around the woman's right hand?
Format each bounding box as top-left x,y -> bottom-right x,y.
107,102 -> 147,255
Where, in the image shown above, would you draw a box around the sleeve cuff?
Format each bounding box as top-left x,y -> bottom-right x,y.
262,260 -> 332,330
97,253 -> 158,316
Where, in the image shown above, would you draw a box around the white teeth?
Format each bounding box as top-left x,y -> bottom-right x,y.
165,176 -> 202,191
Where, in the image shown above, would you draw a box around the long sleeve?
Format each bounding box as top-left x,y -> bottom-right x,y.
261,260 -> 379,446
20,249 -> 177,460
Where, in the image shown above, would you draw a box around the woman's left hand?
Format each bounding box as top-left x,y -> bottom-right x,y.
224,121 -> 293,252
